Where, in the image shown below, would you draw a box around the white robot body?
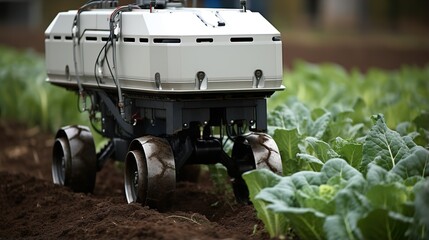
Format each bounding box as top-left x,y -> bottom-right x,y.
45,8 -> 283,93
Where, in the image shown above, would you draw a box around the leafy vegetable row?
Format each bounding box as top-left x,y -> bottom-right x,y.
269,61 -> 429,129
245,111 -> 429,239
243,61 -> 429,239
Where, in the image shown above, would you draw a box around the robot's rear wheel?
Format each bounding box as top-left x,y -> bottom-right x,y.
124,136 -> 176,210
52,125 -> 97,193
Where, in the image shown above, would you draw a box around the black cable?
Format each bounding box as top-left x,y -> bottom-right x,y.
104,46 -> 118,88
90,115 -> 104,135
94,35 -> 112,87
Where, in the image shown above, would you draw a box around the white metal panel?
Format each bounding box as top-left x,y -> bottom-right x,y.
45,7 -> 284,93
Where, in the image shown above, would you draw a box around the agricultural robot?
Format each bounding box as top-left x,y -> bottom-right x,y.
45,0 -> 284,209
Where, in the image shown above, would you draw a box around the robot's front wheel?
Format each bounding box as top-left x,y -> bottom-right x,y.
52,125 -> 97,193
124,136 -> 176,210
231,132 -> 282,202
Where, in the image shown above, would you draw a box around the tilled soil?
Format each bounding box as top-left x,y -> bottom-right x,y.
0,120 -> 269,239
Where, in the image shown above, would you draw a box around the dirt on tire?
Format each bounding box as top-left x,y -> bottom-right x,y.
0,120 -> 270,239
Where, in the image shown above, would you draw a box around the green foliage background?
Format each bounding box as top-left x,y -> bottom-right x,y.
269,60 -> 429,130
0,46 -> 89,132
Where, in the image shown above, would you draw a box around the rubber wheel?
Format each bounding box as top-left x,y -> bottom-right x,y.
124,150 -> 147,203
231,133 -> 282,202
52,125 -> 97,193
124,136 -> 176,210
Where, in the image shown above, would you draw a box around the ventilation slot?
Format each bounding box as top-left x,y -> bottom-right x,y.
86,36 -> 97,41
53,36 -> 61,40
272,36 -> 281,41
196,38 -> 213,43
124,37 -> 135,43
65,36 -> 72,40
139,38 -> 149,43
154,38 -> 181,44
230,37 -> 253,42
101,37 -> 109,42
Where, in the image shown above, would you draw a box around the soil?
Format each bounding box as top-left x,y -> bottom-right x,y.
0,120 -> 271,239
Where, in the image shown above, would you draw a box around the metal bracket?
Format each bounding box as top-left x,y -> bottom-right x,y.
195,71 -> 208,90
155,72 -> 162,90
253,69 -> 265,88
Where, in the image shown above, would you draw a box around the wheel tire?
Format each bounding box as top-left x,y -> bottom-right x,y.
52,125 -> 97,193
231,133 -> 282,202
52,137 -> 69,186
124,150 -> 148,204
124,136 -> 176,210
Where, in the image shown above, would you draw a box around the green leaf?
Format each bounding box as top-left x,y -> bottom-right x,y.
268,104 -> 297,130
243,169 -> 283,202
290,171 -> 324,189
366,164 -> 402,186
321,158 -> 362,182
332,137 -> 363,168
295,185 -> 336,215
310,111 -> 332,139
273,128 -> 304,175
296,153 -> 324,171
366,184 -> 408,212
273,207 -> 327,240
409,179 -> 429,239
242,169 -> 288,238
208,163 -> 233,197
391,146 -> 429,179
293,102 -> 313,136
413,112 -> 429,130
324,190 -> 370,240
362,115 -> 411,171
396,121 -> 415,136
358,209 -> 412,240
402,135 -> 418,149
305,137 -> 340,162
324,215 -> 360,240
414,128 -> 429,148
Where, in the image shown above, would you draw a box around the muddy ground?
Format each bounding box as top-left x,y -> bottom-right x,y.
0,120 -> 272,239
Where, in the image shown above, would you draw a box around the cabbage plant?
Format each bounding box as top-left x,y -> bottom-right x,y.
244,114 -> 429,239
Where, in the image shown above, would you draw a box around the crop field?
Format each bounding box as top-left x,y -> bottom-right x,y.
1,46 -> 428,239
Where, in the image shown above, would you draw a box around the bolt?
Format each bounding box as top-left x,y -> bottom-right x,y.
197,71 -> 205,81
254,69 -> 263,80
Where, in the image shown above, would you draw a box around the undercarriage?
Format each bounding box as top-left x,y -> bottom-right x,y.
52,89 -> 282,209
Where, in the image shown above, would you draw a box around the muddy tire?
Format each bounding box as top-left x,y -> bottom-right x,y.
52,125 -> 97,193
231,132 -> 282,202
124,136 -> 176,210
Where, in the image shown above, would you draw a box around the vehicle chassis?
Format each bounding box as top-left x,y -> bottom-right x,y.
52,87 -> 282,209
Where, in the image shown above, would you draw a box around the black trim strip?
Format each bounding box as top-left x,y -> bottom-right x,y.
154,38 -> 181,44
196,38 -> 213,43
230,37 -> 253,42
